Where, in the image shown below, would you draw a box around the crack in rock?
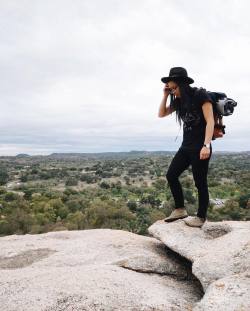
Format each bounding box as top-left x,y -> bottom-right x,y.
113,244 -> 205,299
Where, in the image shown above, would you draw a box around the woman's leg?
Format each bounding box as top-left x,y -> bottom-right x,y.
190,146 -> 212,219
166,148 -> 191,208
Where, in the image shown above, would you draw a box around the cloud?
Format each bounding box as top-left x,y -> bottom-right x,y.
0,0 -> 249,155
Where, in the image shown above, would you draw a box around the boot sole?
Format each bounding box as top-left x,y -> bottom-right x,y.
164,215 -> 188,222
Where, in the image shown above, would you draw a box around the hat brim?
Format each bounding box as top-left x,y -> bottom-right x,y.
161,76 -> 194,84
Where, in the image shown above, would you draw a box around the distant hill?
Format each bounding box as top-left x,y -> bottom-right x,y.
15,154 -> 31,158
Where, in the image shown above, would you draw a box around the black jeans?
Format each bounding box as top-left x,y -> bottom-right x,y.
166,145 -> 212,219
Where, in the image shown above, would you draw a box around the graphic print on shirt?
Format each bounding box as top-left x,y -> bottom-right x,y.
182,109 -> 201,132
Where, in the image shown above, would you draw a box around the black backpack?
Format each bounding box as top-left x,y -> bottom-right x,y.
195,88 -> 237,140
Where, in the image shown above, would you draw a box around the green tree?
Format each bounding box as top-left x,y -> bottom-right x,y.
57,205 -> 69,219
65,177 -> 78,186
0,167 -> 9,185
85,198 -> 136,230
66,211 -> 86,230
238,193 -> 250,209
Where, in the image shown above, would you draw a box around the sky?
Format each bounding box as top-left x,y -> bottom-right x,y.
0,0 -> 249,155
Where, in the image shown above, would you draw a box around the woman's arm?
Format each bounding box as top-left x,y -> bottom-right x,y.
202,102 -> 215,144
200,101 -> 215,160
158,94 -> 176,117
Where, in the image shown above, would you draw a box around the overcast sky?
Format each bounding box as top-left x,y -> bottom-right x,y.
0,0 -> 249,155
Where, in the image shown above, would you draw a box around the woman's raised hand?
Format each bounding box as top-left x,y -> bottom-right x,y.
163,83 -> 171,97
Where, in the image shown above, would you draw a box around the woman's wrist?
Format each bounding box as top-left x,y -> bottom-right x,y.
203,143 -> 211,148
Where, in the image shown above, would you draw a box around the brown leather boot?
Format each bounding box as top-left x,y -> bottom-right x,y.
164,208 -> 188,222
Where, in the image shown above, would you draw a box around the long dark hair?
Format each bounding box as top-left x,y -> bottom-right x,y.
169,80 -> 195,127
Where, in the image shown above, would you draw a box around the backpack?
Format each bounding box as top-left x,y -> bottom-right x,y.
195,88 -> 237,140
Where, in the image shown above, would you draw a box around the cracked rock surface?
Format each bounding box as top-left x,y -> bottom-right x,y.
0,229 -> 202,311
148,219 -> 250,311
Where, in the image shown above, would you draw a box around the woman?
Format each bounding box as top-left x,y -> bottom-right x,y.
158,67 -> 215,228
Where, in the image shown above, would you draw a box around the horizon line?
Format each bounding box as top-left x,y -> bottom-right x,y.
0,150 -> 249,157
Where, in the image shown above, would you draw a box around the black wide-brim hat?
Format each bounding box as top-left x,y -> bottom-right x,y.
161,67 -> 194,84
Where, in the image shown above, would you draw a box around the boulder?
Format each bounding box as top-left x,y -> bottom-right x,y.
1,219 -> 249,310
148,219 -> 250,310
0,229 -> 202,311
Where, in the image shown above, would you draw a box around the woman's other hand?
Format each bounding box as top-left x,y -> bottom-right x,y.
200,146 -> 210,160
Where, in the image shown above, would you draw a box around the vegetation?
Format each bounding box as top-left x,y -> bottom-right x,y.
0,151 -> 249,237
